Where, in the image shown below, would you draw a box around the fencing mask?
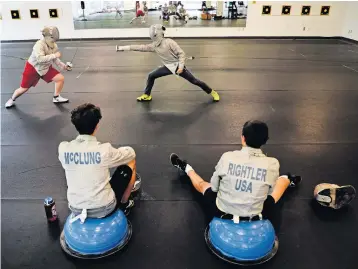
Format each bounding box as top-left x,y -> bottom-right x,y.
149,24 -> 165,47
41,26 -> 60,48
314,183 -> 356,210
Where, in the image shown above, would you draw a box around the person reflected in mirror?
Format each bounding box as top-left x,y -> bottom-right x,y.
115,6 -> 123,19
143,1 -> 148,17
160,3 -> 170,21
202,1 -> 207,11
168,1 -> 180,18
176,4 -> 189,23
130,1 -> 146,24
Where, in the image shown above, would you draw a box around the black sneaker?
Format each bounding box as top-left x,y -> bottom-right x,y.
132,173 -> 141,193
286,173 -> 302,187
119,199 -> 135,216
170,153 -> 187,173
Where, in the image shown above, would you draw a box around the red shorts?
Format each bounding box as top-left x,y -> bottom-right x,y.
20,61 -> 59,88
136,10 -> 145,17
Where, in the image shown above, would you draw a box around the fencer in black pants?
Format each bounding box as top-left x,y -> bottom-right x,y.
115,24 -> 220,102
144,66 -> 212,95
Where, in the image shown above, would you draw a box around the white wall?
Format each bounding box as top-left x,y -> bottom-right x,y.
342,1 -> 358,41
1,1 -> 76,40
244,1 -> 346,37
0,1 -> 351,41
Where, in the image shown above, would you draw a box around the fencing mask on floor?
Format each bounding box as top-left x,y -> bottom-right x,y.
314,183 -> 356,209
149,24 -> 165,47
41,26 -> 60,48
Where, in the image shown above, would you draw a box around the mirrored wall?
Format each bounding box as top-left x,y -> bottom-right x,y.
72,1 -> 247,29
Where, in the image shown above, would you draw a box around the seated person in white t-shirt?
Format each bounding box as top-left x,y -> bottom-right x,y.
170,120 -> 301,224
58,103 -> 137,217
176,4 -> 189,23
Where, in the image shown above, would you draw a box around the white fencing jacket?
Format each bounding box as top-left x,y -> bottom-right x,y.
211,146 -> 280,217
58,135 -> 136,210
28,39 -> 66,76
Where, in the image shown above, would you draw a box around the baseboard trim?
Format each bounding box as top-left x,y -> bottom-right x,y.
1,36 -> 357,43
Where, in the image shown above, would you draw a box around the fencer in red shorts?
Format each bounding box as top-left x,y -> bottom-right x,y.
5,26 -> 72,109
129,1 -> 147,24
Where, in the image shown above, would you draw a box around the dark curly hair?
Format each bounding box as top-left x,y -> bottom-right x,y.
242,120 -> 269,148
70,103 -> 102,135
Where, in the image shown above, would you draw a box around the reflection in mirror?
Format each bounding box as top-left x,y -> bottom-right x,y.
72,1 -> 247,29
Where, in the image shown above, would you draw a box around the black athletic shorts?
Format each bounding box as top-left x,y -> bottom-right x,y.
202,188 -> 227,219
202,188 -> 276,222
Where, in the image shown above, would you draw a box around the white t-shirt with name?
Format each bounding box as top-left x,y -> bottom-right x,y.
58,135 -> 136,210
211,146 -> 280,217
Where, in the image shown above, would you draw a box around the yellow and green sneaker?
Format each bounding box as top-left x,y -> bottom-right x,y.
210,90 -> 220,102
136,94 -> 152,102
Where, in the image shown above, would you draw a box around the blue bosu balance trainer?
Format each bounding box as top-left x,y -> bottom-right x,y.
204,217 -> 279,265
60,173 -> 141,259
60,209 -> 132,259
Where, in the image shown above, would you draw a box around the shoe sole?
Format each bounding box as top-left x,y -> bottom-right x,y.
53,100 -> 69,104
5,105 -> 15,109
136,99 -> 152,102
124,201 -> 135,216
319,185 -> 356,209
132,173 -> 141,193
170,153 -> 179,167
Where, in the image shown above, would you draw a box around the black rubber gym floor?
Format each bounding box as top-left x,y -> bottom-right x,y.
1,39 -> 358,269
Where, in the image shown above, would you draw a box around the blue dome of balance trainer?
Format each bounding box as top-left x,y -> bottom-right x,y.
63,210 -> 130,257
206,218 -> 277,263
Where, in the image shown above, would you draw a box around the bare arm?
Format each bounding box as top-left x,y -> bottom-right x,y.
270,176 -> 290,202
187,170 -> 211,194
